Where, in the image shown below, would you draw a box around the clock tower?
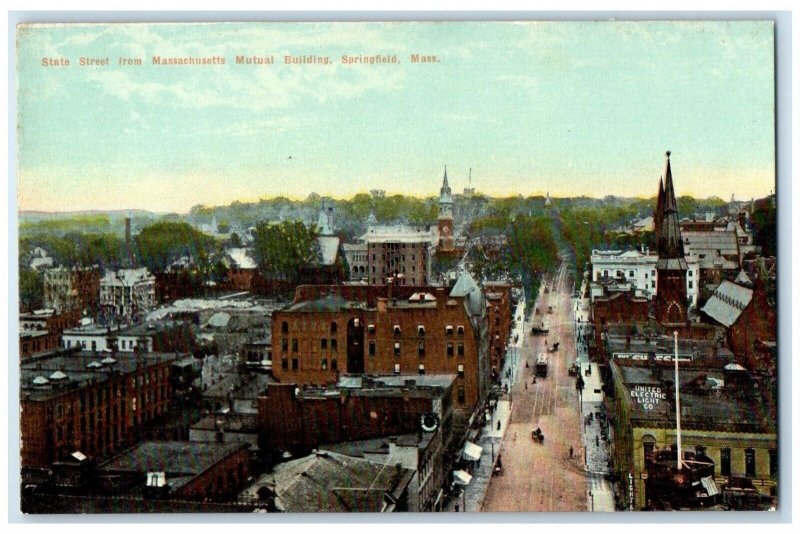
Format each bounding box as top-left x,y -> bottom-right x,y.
438,166 -> 454,252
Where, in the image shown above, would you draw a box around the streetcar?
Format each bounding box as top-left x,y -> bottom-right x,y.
535,352 -> 548,377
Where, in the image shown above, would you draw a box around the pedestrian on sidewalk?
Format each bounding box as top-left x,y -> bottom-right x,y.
570,446 -> 574,458
596,435 -> 600,447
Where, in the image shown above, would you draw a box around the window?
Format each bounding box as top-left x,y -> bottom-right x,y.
457,364 -> 464,377
331,338 -> 338,351
603,270 -> 609,277
720,448 -> 731,476
457,343 -> 465,357
321,338 -> 327,350
418,364 -> 425,375
394,342 -> 401,357
457,325 -> 465,336
495,316 -> 500,325
457,386 -> 466,404
281,358 -> 288,370
643,435 -> 656,464
292,339 -> 298,352
688,281 -> 693,289
367,323 -> 375,334
330,322 -> 338,334
447,342 -> 454,357
281,339 -> 288,352
651,270 -> 656,276
418,341 -> 425,357
321,358 -> 328,370
445,325 -> 453,336
369,341 -> 376,356
688,270 -> 693,277
417,325 -> 426,337
282,321 -> 289,334
393,325 -> 401,336
394,363 -> 400,374
331,359 -> 338,371
291,358 -> 299,370
629,270 -> 634,277
769,449 -> 777,477
651,281 -> 656,288
745,448 -> 756,477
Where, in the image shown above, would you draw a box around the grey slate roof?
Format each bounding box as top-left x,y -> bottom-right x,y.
241,450 -> 414,512
701,280 -> 753,327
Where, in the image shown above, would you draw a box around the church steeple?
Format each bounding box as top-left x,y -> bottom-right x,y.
440,166 -> 452,201
657,151 -> 685,260
438,165 -> 454,252
654,151 -> 689,326
439,165 -> 453,220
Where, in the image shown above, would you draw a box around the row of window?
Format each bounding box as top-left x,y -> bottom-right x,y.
602,269 -> 694,278
281,357 -> 467,379
644,442 -> 777,478
279,322 -> 467,338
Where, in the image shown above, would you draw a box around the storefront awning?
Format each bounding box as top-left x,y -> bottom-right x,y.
453,469 -> 473,486
701,476 -> 720,497
462,441 -> 483,462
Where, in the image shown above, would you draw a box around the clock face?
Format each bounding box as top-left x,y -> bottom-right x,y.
421,413 -> 440,432
441,226 -> 450,235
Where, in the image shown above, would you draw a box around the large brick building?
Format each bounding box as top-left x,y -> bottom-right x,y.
258,375 -> 454,458
43,267 -> 101,315
271,271 -> 490,416
362,225 -> 437,286
608,357 -> 777,510
20,350 -> 182,466
98,441 -> 250,502
484,281 -> 512,375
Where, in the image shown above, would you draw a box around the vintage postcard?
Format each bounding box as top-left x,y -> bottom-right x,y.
16,20 -> 778,514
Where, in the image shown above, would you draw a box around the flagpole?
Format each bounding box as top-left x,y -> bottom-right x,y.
674,330 -> 682,470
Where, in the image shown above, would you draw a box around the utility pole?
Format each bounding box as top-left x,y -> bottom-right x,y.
674,330 -> 683,470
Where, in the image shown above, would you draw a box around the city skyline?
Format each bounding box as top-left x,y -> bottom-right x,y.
17,21 -> 775,213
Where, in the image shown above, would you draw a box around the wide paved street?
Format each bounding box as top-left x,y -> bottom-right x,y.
482,261 -> 589,512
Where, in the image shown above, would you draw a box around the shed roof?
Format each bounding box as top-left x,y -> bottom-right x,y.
701,280 -> 753,327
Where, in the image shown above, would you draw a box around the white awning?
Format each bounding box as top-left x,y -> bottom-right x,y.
701,476 -> 720,497
462,441 -> 483,462
453,469 -> 473,486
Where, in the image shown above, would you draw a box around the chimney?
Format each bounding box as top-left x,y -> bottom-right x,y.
435,287 -> 445,309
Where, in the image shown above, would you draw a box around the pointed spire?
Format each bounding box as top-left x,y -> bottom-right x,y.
657,151 -> 686,260
655,176 -> 665,237
662,151 -> 678,214
442,165 -> 450,189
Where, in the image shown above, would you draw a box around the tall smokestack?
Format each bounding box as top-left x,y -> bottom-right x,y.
125,216 -> 135,267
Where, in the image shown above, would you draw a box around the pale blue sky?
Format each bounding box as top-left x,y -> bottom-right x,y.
17,21 -> 775,213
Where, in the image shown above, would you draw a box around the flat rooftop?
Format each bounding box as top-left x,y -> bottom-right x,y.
21,350 -> 183,402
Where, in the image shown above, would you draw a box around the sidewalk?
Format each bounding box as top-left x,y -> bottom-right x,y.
579,362 -> 616,512
445,400 -> 512,512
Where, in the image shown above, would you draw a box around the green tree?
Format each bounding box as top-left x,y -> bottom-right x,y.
19,268 -> 44,311
135,221 -> 215,274
252,221 -> 321,283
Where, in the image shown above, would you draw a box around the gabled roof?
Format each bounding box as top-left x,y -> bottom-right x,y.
242,450 -> 414,513
701,280 -> 753,327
